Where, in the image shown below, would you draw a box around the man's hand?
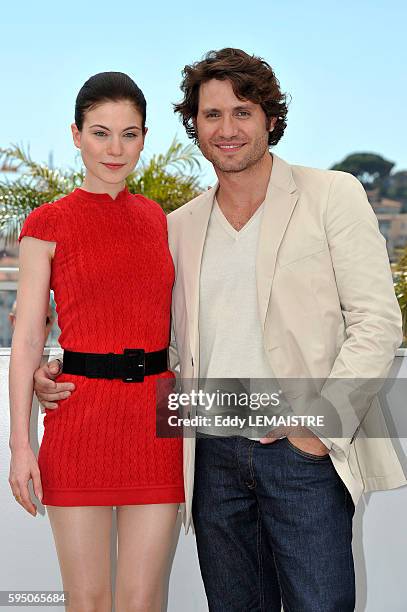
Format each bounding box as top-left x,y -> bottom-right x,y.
34,359 -> 75,412
259,425 -> 330,456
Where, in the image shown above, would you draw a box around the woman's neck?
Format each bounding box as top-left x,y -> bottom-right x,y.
81,174 -> 126,199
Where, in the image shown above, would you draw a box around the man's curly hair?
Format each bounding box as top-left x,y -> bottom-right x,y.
173,48 -> 289,147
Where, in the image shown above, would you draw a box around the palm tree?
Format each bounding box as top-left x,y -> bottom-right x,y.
0,137 -> 202,245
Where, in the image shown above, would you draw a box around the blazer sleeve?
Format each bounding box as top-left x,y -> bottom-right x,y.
318,171 -> 403,456
169,317 -> 180,375
18,203 -> 58,243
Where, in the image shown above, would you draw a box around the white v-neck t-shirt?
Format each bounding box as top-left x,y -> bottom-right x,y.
197,198 -> 289,438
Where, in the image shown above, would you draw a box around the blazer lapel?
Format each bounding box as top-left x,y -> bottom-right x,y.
183,185 -> 217,358
256,154 -> 299,328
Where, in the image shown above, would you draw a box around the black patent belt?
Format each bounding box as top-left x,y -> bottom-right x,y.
62,348 -> 168,383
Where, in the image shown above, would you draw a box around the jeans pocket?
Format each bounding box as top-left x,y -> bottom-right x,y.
286,438 -> 331,461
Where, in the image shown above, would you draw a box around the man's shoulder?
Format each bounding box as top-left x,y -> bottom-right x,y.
291,162 -> 335,185
290,162 -> 360,192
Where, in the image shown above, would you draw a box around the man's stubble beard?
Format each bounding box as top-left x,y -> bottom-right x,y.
197,131 -> 270,174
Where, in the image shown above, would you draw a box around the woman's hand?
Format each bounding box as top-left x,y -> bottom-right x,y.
9,445 -> 43,516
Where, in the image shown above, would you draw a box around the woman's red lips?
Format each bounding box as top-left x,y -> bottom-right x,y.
102,162 -> 126,170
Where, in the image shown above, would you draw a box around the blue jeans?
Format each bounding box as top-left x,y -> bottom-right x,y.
192,435 -> 355,612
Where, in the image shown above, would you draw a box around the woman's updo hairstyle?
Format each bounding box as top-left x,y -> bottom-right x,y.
75,71 -> 147,132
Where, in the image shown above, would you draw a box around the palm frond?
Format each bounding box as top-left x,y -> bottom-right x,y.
0,180 -> 47,246
0,144 -> 84,194
136,137 -> 201,175
158,136 -> 201,173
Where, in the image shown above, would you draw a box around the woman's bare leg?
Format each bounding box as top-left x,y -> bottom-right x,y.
115,503 -> 180,612
47,506 -> 113,612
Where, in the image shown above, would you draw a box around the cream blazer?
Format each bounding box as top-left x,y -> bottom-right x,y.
167,153 -> 407,533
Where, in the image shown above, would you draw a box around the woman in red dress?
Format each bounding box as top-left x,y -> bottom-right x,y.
9,72 -> 184,612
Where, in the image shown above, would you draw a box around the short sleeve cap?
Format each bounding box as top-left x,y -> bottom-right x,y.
18,203 -> 57,243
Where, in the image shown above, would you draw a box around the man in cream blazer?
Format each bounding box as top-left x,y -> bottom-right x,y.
168,48 -> 406,611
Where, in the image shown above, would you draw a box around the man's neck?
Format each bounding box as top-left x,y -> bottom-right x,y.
215,153 -> 273,230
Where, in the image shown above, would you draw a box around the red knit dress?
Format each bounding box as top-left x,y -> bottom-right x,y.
18,186 -> 184,506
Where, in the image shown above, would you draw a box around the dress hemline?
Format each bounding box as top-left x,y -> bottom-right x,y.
42,485 -> 185,506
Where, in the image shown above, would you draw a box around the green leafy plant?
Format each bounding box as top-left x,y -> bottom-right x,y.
0,137 -> 202,245
127,137 -> 202,213
393,247 -> 407,347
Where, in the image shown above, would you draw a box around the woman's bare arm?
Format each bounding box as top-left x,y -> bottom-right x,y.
8,236 -> 55,513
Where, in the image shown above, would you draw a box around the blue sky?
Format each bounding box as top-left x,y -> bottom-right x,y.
1,0 -> 406,186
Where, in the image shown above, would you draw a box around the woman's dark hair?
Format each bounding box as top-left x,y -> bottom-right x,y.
75,71 -> 147,131
174,48 -> 289,147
